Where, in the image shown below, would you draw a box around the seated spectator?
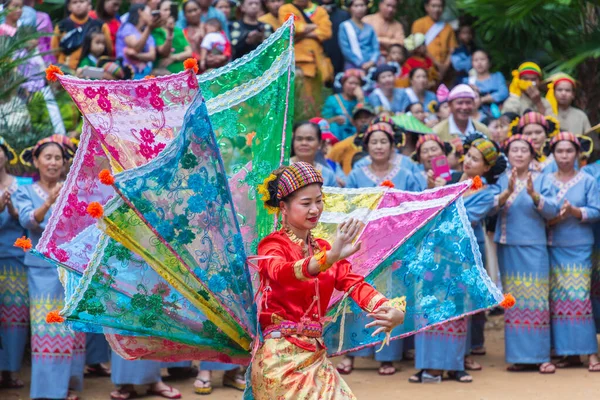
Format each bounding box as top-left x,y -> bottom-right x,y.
213,0 -> 236,20
405,102 -> 428,125
320,0 -> 350,76
451,22 -> 474,84
411,0 -> 457,81
387,43 -> 407,67
182,0 -> 204,59
51,0 -> 114,70
116,4 -> 158,79
322,69 -> 365,140
230,0 -> 273,59
466,49 -> 508,119
362,0 -> 404,62
258,0 -> 283,30
199,18 -> 231,70
176,0 -> 230,39
77,28 -> 122,79
89,0 -> 122,53
399,33 -> 437,88
367,64 -> 410,114
338,0 -> 379,71
404,67 -> 436,110
152,0 -> 192,74
290,121 -> 338,186
433,84 -> 489,143
504,61 -> 554,116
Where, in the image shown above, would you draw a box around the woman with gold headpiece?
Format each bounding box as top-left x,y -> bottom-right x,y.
545,73 -> 592,135
12,135 -> 84,400
503,62 -> 555,116
251,161 -> 406,399
544,133 -> 600,372
493,135 -> 559,374
508,111 -> 560,173
0,137 -> 29,389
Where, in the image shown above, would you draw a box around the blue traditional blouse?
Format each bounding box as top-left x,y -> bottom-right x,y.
491,171 -> 559,245
0,178 -> 28,259
546,171 -> 600,247
338,20 -> 380,69
463,187 -> 495,245
346,160 -> 420,191
322,94 -> 358,140
367,89 -> 410,114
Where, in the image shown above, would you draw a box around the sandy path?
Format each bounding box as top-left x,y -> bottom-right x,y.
4,315 -> 600,400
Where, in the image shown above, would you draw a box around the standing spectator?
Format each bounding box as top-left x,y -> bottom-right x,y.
90,0 -> 122,53
259,0 -> 283,30
21,0 -> 56,64
177,0 -> 230,39
546,73 -> 592,134
230,0 -> 273,59
434,84 -> 489,143
52,0 -> 114,70
322,69 -> 365,140
509,111 -> 560,173
280,0 -> 333,116
546,133 -> 600,372
493,135 -> 559,374
581,161 -> 600,334
182,0 -> 204,59
0,137 -> 28,390
504,62 -> 555,116
466,49 -> 509,118
451,22 -> 474,84
367,64 -> 410,114
214,0 -> 236,21
199,18 -> 231,70
320,0 -> 350,76
362,0 -> 404,61
338,0 -> 379,71
116,4 -> 158,79
152,0 -> 192,74
110,354 -> 181,400
411,0 -> 456,81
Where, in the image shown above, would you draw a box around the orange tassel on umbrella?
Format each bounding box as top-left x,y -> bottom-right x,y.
45,64 -> 64,82
87,202 -> 104,219
500,293 -> 516,309
380,180 -> 395,188
46,310 -> 65,323
98,169 -> 115,185
183,58 -> 199,74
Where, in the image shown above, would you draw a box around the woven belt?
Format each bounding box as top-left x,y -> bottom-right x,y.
263,320 -> 323,339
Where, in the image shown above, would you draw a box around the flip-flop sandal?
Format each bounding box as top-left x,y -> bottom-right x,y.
336,359 -> 354,375
555,357 -> 583,369
194,379 -> 213,395
378,363 -> 397,376
110,389 -> 139,400
447,371 -> 472,383
0,377 -> 24,389
223,373 -> 246,391
539,362 -> 556,374
408,370 -> 424,383
506,364 -> 538,372
147,386 -> 182,399
86,364 -> 111,377
464,359 -> 482,371
588,362 -> 600,372
66,392 -> 80,400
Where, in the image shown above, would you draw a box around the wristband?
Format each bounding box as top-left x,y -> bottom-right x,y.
315,250 -> 332,273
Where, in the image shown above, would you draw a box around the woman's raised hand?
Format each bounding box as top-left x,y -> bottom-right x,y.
365,305 -> 405,337
328,218 -> 363,264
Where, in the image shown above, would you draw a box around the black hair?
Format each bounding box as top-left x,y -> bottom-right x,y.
423,0 -> 444,8
205,17 -> 222,30
351,151 -> 368,168
95,0 -> 117,21
504,138 -> 538,159
65,0 -> 90,18
183,0 -> 201,13
0,144 -> 10,161
80,27 -> 107,60
409,67 -> 428,81
291,121 -> 322,157
389,43 -> 408,59
34,142 -> 67,160
127,4 -> 146,26
463,132 -> 507,184
404,102 -> 421,113
472,48 -> 490,60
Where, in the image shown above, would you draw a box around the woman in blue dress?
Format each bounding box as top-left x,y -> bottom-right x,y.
345,122 -> 419,190
465,50 -> 508,118
582,160 -> 600,334
405,68 -> 437,113
336,121 -> 418,376
545,133 -> 600,372
338,0 -> 379,71
492,135 -> 559,374
409,134 -> 507,384
509,111 -> 560,173
367,64 -> 410,114
411,134 -> 452,191
322,69 -> 365,140
13,136 -> 85,400
289,121 -> 338,187
0,137 -> 28,389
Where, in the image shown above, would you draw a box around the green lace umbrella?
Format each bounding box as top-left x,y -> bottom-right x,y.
392,114 -> 433,135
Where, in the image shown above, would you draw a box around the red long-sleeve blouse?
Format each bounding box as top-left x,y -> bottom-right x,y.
257,229 -> 388,331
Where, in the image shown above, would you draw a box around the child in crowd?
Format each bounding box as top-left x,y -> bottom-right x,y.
386,43 -> 408,87
78,28 -> 131,79
213,0 -> 237,21
200,18 -> 231,71
488,112 -> 517,145
399,33 -> 437,88
451,22 -> 475,84
52,0 -> 114,70
258,0 -> 283,30
405,102 -> 426,124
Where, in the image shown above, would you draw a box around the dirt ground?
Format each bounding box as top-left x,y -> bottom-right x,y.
4,315 -> 600,400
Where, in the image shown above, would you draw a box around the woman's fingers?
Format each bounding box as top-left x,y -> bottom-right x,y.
371,326 -> 390,337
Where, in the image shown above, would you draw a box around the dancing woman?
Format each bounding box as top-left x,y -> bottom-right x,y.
251,161 -> 406,399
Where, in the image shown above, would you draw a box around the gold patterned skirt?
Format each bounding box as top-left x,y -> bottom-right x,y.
251,335 -> 356,400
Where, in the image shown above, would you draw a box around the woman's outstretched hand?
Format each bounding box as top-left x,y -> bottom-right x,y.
328,218 -> 363,264
365,305 -> 405,337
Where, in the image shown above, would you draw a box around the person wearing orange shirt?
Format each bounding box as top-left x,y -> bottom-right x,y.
362,0 -> 404,61
410,0 -> 456,81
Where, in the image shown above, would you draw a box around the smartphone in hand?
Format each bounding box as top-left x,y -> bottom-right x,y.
431,155 -> 452,182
